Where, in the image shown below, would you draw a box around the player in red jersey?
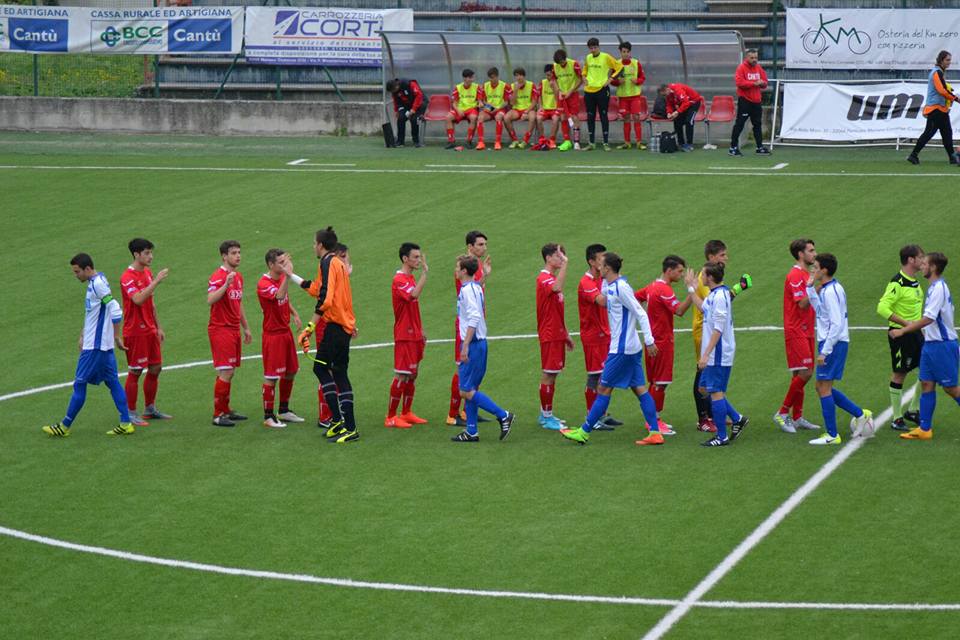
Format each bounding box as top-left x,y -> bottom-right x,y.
447,230 -> 492,426
775,238 -> 821,434
635,255 -> 695,435
577,243 -> 622,430
120,238 -> 171,427
386,242 -> 430,428
207,240 -> 252,427
537,244 -> 575,430
257,249 -> 304,429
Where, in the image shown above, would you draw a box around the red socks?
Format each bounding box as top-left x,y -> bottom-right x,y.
467,126 -> 476,142
446,128 -> 455,143
561,120 -> 571,140
263,383 -> 275,414
523,130 -> 532,143
649,385 -> 666,413
585,386 -> 598,411
634,122 -> 643,142
214,377 -> 231,416
318,385 -> 332,423
125,369 -> 141,411
401,380 -> 416,415
539,383 -> 555,415
780,375 -> 808,417
623,121 -> 631,142
448,373 -> 462,418
143,371 -> 159,407
495,121 -> 503,143
387,378 -> 403,418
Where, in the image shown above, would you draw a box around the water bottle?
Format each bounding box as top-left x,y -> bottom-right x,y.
650,134 -> 659,153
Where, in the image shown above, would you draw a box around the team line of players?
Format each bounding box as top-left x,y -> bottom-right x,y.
43,232 -> 960,446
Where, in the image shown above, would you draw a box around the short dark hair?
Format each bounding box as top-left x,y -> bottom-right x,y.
462,68 -> 475,79
927,251 -> 948,275
662,255 -> 686,271
128,237 -> 154,256
937,50 -> 951,66
745,48 -> 758,56
513,67 -> 526,77
70,253 -> 94,270
900,244 -> 924,265
335,243 -> 349,255
264,248 -> 285,266
458,254 -> 479,276
315,227 -> 338,251
704,240 -> 727,260
703,261 -> 725,284
585,243 -> 606,263
385,79 -> 399,93
603,252 -> 623,273
657,84 -> 670,94
487,67 -> 499,78
399,242 -> 420,260
465,230 -> 487,246
619,41 -> 632,51
219,240 -> 240,256
544,63 -> 553,74
587,37 -> 600,47
541,243 -> 562,261
553,49 -> 567,63
789,238 -> 815,260
816,253 -> 838,277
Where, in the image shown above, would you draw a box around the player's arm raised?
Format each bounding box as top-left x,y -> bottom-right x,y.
131,268 -> 169,305
411,252 -> 429,299
552,248 -> 568,292
684,268 -> 704,311
207,271 -> 234,305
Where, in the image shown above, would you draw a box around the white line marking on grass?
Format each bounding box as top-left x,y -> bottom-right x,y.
565,165 -> 638,169
640,388 -> 915,640
424,163 -> 496,168
773,162 -> 789,170
708,162 -> 789,171
697,599 -> 960,612
2,164 -> 958,178
287,158 -> 309,165
286,159 -> 356,167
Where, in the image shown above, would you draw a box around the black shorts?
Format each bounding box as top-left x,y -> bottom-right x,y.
314,322 -> 351,372
889,331 -> 923,373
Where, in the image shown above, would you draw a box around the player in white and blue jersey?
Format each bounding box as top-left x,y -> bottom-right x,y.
451,255 -> 515,442
43,254 -> 134,437
806,253 -> 873,445
561,252 -> 664,446
889,252 -> 960,441
686,261 -> 749,446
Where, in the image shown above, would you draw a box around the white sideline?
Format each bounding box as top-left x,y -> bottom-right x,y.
640,388 -> 915,640
1,164 -> 958,178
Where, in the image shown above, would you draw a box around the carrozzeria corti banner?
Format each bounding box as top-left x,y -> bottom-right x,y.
786,8 -> 960,70
0,4 -> 244,55
781,82 -> 960,141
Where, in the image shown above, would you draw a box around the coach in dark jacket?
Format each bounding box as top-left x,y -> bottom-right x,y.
386,78 -> 426,148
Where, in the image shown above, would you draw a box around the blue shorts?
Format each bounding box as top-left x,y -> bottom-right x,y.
700,365 -> 732,393
919,340 -> 959,388
458,338 -> 488,392
816,340 -> 848,381
75,349 -> 119,386
600,352 -> 646,389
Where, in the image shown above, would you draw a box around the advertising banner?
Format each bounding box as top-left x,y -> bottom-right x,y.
780,81 -> 960,141
786,8 -> 960,70
244,7 -> 413,66
0,5 -> 243,55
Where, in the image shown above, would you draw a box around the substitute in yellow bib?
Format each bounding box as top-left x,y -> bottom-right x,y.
505,67 -> 540,149
477,67 -> 513,151
582,37 -> 623,151
445,68 -> 480,149
536,64 -> 562,150
612,41 -> 646,149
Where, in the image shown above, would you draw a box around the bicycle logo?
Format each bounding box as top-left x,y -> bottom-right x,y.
801,13 -> 872,56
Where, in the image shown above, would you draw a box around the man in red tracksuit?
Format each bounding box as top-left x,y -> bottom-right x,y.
658,82 -> 703,152
387,78 -> 426,148
729,48 -> 770,156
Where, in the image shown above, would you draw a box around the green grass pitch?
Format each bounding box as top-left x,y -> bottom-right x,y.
1,132 -> 959,639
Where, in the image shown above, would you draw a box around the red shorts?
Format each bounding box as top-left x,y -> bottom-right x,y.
262,331 -> 299,379
481,106 -> 508,117
537,108 -> 559,120
395,339 -> 426,375
124,333 -> 162,369
559,94 -> 581,117
617,95 -> 642,115
449,108 -> 479,124
509,108 -> 532,119
785,335 -> 816,371
540,340 -> 567,373
209,326 -> 241,370
644,341 -> 675,385
582,342 -> 608,374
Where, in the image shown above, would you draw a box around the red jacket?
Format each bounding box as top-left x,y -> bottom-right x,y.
391,79 -> 424,113
666,83 -> 702,114
734,62 -> 768,103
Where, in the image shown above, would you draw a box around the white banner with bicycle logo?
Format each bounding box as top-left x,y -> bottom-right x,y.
786,8 -> 960,70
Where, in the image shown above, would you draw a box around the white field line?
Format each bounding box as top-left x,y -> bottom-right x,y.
0,164 -> 957,178
640,387 -> 915,640
287,158 -> 309,165
0,326 -> 926,403
286,159 -> 356,167
708,162 -> 788,171
565,164 -> 638,169
424,163 -> 496,168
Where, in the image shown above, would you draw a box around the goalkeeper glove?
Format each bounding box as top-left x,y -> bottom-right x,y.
731,274 -> 753,296
298,322 -> 315,354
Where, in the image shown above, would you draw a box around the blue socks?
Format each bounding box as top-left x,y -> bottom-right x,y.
831,388 -> 862,419
465,398 -> 479,436
472,391 -> 506,421
638,392 -> 659,431
920,390 -> 935,431
819,394 -> 838,437
711,398 -> 728,440
106,377 -> 131,423
724,399 -> 741,423
63,381 -> 87,427
582,394 -> 611,433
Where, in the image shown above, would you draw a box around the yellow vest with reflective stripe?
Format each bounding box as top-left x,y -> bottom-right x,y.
583,52 -> 621,93
540,79 -> 557,110
455,82 -> 478,111
553,61 -> 579,93
484,80 -> 507,108
512,81 -> 534,111
616,59 -> 641,98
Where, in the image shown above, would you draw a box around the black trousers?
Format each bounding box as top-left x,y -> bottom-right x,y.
674,100 -> 701,146
396,104 -> 427,145
912,109 -> 954,159
584,86 -> 610,144
730,97 -> 763,149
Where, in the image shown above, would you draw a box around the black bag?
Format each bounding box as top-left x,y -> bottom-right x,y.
659,132 -> 678,153
382,122 -> 396,148
652,95 -> 668,118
